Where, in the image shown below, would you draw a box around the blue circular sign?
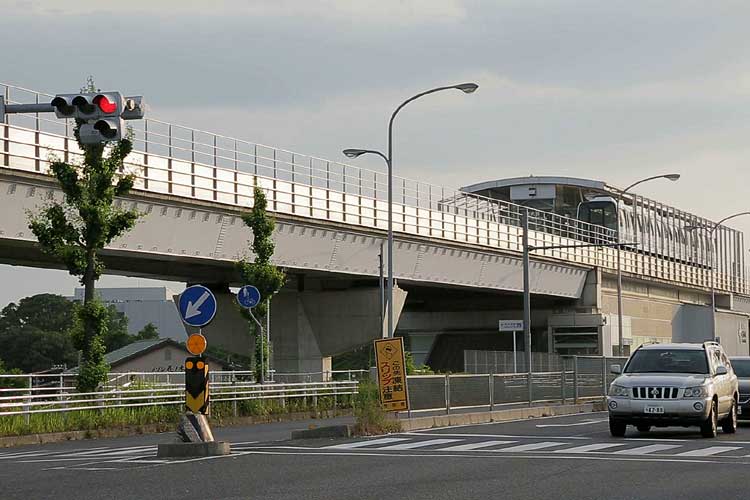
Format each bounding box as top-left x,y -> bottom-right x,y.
178,285 -> 217,327
237,285 -> 261,309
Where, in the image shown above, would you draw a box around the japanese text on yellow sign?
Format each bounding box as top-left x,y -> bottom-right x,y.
374,337 -> 409,411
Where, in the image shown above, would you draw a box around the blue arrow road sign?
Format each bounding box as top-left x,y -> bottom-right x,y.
237,285 -> 261,309
178,285 -> 217,327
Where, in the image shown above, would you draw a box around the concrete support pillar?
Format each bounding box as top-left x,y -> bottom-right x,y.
178,283 -> 408,380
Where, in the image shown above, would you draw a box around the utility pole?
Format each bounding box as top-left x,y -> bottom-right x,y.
522,208 -> 532,406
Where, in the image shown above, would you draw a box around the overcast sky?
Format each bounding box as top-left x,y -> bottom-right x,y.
2,0 -> 750,307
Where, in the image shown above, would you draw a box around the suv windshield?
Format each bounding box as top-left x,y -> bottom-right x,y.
731,359 -> 750,377
625,349 -> 709,374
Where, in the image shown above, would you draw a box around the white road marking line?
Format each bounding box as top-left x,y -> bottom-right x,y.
407,411 -> 608,432
239,448 -> 750,465
536,419 -> 608,428
495,441 -> 566,453
377,439 -> 462,450
438,440 -> 516,451
401,432 -> 591,440
554,443 -> 626,453
605,437 -> 689,442
65,447 -> 157,458
325,437 -> 410,449
613,444 -> 682,455
0,446 -> 114,459
0,451 -> 61,459
675,446 -> 742,457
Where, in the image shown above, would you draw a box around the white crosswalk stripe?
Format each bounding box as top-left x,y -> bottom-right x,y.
326,437 -> 410,449
439,440 -> 516,451
675,446 -> 742,457
553,443 -> 626,454
494,442 -> 566,453
377,439 -> 462,450
321,437 -> 750,458
613,444 -> 682,455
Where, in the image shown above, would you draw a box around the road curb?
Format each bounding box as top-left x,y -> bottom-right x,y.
0,409 -> 352,448
397,403 -> 597,432
291,425 -> 352,439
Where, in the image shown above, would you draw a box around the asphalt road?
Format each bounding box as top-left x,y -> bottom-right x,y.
2,412 -> 749,500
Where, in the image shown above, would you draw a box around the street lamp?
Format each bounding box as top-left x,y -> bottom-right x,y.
616,173 -> 680,356
685,211 -> 750,340
343,82 -> 479,338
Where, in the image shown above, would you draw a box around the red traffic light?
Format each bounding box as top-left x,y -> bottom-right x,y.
93,94 -> 117,114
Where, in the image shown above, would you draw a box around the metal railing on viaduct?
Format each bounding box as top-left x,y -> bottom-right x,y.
1,83 -> 744,294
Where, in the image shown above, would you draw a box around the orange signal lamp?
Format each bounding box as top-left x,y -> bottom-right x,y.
187,333 -> 207,355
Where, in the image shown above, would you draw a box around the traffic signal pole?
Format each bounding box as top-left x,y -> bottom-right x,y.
0,97 -> 54,122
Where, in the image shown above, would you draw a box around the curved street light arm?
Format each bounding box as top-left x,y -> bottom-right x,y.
388,83 -> 478,161
622,173 -> 680,194
345,148 -> 389,165
711,211 -> 750,234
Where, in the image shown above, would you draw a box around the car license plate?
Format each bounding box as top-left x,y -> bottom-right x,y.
644,406 -> 664,414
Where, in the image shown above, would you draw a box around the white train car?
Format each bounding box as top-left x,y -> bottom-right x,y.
577,195 -> 712,269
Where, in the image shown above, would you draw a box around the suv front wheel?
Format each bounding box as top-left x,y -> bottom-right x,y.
609,418 -> 626,437
701,400 -> 718,438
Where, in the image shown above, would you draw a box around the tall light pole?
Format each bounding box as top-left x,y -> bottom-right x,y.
616,173 -> 680,356
343,82 -> 478,338
686,211 -> 750,341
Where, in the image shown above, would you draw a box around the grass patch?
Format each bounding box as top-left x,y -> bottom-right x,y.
352,380 -> 401,436
0,395 -> 354,437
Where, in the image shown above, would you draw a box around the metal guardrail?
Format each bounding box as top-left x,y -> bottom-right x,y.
0,369 -> 368,394
405,356 -> 628,414
3,83 -> 741,293
0,358 -> 623,418
0,378 -> 358,418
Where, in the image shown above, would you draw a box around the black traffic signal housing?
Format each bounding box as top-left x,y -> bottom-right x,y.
185,356 -> 209,414
50,92 -> 145,145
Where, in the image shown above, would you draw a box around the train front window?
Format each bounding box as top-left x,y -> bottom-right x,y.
579,202 -> 617,230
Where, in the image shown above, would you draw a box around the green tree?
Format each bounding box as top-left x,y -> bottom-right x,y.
0,293 -> 75,334
100,305 -> 132,352
0,294 -> 133,372
237,187 -> 285,382
27,78 -> 140,391
135,322 -> 159,340
0,360 -> 25,389
0,294 -> 79,372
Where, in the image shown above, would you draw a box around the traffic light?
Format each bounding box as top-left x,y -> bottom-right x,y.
50,92 -> 145,145
185,356 -> 209,414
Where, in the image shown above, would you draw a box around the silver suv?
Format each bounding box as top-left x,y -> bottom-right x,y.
607,342 -> 738,438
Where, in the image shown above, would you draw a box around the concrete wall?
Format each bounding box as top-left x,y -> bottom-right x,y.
715,312 -> 749,356
180,284 -> 406,378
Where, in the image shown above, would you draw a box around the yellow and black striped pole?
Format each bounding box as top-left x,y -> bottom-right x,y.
185,333 -> 209,414
185,355 -> 209,414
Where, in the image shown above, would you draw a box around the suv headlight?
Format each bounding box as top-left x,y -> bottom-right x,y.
683,386 -> 708,398
609,384 -> 629,397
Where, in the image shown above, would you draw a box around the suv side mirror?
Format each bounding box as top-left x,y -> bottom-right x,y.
716,366 -> 728,376
610,364 -> 621,375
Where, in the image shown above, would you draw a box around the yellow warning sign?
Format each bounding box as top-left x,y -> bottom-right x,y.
374,337 -> 409,411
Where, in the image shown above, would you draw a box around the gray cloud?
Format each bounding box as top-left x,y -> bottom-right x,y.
1,0 -> 750,305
